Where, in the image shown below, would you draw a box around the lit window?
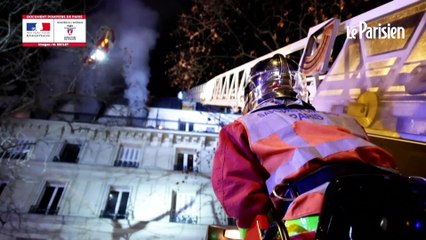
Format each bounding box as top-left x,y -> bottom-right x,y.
114,144 -> 140,168
29,182 -> 64,215
100,187 -> 130,220
0,139 -> 33,160
53,142 -> 81,163
170,191 -> 198,224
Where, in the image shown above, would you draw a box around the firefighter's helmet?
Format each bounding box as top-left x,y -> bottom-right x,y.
243,54 -> 309,114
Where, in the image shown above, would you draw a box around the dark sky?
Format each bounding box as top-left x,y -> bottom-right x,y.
33,0 -> 192,116
23,0 -> 394,114
143,0 -> 192,98
87,0 -> 191,99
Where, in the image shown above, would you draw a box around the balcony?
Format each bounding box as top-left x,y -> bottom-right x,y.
170,213 -> 198,224
100,210 -> 129,220
29,205 -> 60,215
113,160 -> 139,168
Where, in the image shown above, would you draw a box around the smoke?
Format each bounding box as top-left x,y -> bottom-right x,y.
38,0 -> 158,118
104,0 -> 158,117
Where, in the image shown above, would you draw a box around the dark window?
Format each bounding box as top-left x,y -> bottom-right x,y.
178,121 -> 186,131
100,189 -> 129,220
187,154 -> 194,172
0,182 -> 6,196
174,153 -> 184,171
173,153 -> 194,172
54,143 -> 80,163
174,153 -> 195,172
174,153 -> 194,172
118,192 -> 129,216
29,183 -> 63,215
178,121 -> 194,131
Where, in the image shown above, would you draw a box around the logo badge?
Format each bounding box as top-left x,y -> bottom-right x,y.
65,25 -> 76,35
27,23 -> 37,31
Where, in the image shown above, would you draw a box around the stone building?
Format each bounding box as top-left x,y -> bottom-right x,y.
0,105 -> 239,240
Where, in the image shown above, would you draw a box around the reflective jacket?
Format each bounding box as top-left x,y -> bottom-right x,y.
212,106 -> 397,228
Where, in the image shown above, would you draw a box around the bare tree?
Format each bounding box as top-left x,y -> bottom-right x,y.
165,0 -> 391,90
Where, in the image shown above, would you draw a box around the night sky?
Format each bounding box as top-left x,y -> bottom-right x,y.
91,0 -> 193,99
33,0 -> 192,115
143,0 -> 192,98
5,0 -> 393,115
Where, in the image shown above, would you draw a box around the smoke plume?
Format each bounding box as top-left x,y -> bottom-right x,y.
38,0 -> 158,118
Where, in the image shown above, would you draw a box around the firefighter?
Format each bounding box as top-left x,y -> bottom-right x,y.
211,54 -> 398,239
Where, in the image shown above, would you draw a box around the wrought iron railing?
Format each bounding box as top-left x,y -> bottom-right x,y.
170,213 -> 198,224
113,160 -> 139,168
100,210 -> 128,220
29,205 -> 60,215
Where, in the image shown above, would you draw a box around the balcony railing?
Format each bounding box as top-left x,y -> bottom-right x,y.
29,205 -> 60,215
51,110 -> 227,132
170,213 -> 198,224
100,210 -> 129,220
0,152 -> 28,160
53,156 -> 79,163
113,160 -> 139,168
173,165 -> 198,174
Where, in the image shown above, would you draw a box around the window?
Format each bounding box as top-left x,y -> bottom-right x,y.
178,121 -> 194,131
174,153 -> 194,172
29,182 -> 64,215
0,182 -> 6,196
170,191 -> 198,224
114,144 -> 140,168
100,187 -> 130,220
206,127 -> 216,133
53,142 -> 81,163
0,139 -> 33,160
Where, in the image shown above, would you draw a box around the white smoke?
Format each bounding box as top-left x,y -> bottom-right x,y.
86,0 -> 159,117
119,27 -> 158,117
38,0 -> 158,118
112,0 -> 158,117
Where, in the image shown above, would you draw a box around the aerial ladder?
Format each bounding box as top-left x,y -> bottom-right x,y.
182,0 -> 425,176
198,0 -> 425,239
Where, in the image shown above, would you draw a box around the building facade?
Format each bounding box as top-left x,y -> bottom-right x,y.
0,106 -> 239,240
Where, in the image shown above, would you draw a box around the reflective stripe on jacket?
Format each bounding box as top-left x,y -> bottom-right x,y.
238,108 -> 376,195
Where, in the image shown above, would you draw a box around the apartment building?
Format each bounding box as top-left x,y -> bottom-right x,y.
0,105 -> 239,240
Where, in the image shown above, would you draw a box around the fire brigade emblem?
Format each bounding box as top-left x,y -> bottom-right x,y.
65,25 -> 76,35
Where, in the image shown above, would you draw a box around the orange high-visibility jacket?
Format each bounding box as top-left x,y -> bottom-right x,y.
212,106 -> 397,228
